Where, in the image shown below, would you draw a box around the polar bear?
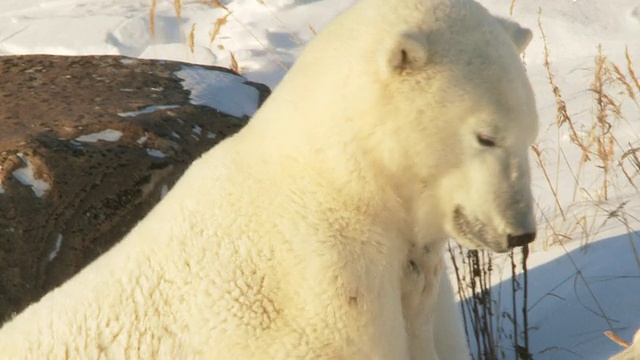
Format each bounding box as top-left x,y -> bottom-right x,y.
0,0 -> 537,358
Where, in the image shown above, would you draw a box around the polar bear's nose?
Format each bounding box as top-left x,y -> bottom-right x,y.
507,232 -> 536,248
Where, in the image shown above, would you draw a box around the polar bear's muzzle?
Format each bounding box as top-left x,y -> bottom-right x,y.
452,206 -> 536,252
507,232 -> 536,248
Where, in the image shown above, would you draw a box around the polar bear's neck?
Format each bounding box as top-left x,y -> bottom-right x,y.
228,0 -> 453,248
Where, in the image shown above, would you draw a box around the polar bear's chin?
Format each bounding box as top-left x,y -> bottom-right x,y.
451,206 -> 510,253
454,234 -> 512,254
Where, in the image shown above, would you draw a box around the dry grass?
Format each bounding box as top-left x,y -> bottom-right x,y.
449,246 -> 500,360
188,23 -> 196,54
150,0 -> 157,38
532,144 -> 566,222
538,10 -> 590,160
155,0 -> 312,73
627,47 -> 640,95
454,8 -> 640,359
605,330 -> 631,349
257,0 -> 304,45
534,10 -> 640,249
174,0 -> 182,19
209,13 -> 230,45
206,0 -> 228,11
229,51 -> 239,73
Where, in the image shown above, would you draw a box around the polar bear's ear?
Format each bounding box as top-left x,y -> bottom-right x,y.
384,32 -> 429,74
496,17 -> 533,53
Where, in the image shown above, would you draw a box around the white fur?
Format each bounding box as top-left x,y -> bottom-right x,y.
0,0 -> 537,358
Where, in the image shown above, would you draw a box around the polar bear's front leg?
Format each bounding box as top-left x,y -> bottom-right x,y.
401,245 -> 471,360
402,245 -> 444,360
433,271 -> 472,360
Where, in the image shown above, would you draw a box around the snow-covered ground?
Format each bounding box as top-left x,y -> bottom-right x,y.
1,0 -> 639,359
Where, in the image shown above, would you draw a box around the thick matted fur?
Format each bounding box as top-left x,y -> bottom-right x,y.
0,0 -> 537,358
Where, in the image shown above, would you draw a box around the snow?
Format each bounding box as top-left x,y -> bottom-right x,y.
11,154 -> 50,198
160,184 -> 169,199
75,129 -> 123,143
1,0 -> 639,358
118,105 -> 180,118
136,133 -> 149,145
48,234 -> 63,262
146,148 -> 167,158
175,66 -> 260,117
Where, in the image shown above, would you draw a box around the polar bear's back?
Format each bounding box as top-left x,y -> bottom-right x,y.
0,0 -> 538,358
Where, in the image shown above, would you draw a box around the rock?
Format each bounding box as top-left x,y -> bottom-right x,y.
0,55 -> 269,322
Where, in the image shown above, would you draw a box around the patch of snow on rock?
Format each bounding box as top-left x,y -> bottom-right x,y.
118,105 -> 180,117
175,66 -> 260,118
48,234 -> 63,261
12,154 -> 50,197
137,132 -> 148,144
75,129 -> 123,143
146,149 -> 167,158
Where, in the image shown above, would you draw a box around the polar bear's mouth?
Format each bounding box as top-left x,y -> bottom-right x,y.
452,206 -> 491,249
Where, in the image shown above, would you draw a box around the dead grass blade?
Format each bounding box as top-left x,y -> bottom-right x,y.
230,51 -> 239,73
626,47 -> 640,95
532,144 -> 566,221
174,0 -> 182,19
150,0 -> 157,39
209,0 -> 229,11
209,13 -> 230,45
538,10 -> 591,161
605,330 -> 631,349
188,23 -> 196,54
510,0 -> 517,16
308,25 -> 317,36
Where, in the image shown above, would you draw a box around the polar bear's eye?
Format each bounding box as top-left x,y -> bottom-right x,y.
476,133 -> 497,147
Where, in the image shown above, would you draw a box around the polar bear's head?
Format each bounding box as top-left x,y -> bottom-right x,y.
370,1 -> 538,253
260,0 -> 539,253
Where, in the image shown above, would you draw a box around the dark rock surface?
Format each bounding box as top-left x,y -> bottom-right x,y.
0,55 -> 269,323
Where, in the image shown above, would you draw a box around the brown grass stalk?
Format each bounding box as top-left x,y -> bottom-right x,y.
538,10 -> 591,161
203,3 -> 289,71
605,331 -> 631,349
611,62 -> 638,105
257,0 -> 304,45
589,46 -> 622,200
626,47 -> 640,95
174,0 -> 182,19
208,0 -> 229,11
150,0 -> 157,39
622,146 -> 640,174
532,144 -> 566,221
230,51 -> 239,73
209,13 -> 230,46
188,23 -> 196,54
